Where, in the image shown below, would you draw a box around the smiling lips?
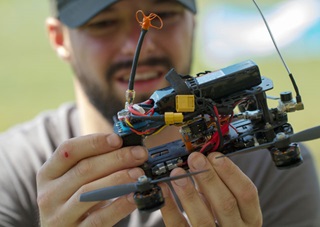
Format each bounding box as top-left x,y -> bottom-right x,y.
117,71 -> 162,83
113,62 -> 170,95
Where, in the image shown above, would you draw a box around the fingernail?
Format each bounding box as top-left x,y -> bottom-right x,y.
209,153 -> 224,166
192,154 -> 207,170
173,177 -> 187,187
131,146 -> 146,160
106,133 -> 121,148
128,168 -> 143,180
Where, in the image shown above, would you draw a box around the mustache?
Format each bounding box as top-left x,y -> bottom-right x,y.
106,57 -> 173,81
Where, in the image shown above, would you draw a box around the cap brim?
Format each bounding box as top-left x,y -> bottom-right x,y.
177,0 -> 196,15
59,0 -> 196,28
59,0 -> 118,28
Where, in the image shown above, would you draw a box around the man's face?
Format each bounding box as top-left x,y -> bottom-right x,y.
64,0 -> 195,122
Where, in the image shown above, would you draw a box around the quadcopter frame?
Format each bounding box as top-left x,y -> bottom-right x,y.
80,3 -> 320,213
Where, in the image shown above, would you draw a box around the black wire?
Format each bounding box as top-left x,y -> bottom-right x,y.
252,0 -> 302,102
128,29 -> 148,91
288,73 -> 302,103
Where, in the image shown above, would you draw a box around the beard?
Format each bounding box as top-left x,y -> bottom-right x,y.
72,57 -> 181,123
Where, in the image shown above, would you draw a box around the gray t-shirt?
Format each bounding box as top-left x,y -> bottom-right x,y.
0,103 -> 319,226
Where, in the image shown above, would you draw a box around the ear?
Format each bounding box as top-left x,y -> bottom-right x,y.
46,17 -> 70,61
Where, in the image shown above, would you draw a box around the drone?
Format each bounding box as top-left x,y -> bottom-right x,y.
80,1 -> 320,212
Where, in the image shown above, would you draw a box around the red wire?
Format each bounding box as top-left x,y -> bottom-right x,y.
199,120 -> 230,153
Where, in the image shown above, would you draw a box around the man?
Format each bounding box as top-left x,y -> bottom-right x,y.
0,0 -> 319,226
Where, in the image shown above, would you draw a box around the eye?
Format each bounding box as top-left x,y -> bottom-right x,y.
81,18 -> 120,35
87,19 -> 118,29
154,10 -> 183,25
157,11 -> 179,20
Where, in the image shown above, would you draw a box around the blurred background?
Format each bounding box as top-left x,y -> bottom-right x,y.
1,0 -> 319,180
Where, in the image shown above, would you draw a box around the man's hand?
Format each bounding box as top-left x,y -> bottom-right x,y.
36,133 -> 148,226
160,152 -> 263,227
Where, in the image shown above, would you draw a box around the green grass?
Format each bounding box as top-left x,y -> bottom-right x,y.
1,1 -> 320,180
0,0 -> 75,129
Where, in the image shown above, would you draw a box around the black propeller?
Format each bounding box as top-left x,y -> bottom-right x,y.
290,125 -> 320,143
221,125 -> 320,158
80,183 -> 138,202
80,169 -> 208,202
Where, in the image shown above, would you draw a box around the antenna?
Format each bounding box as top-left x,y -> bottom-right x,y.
125,11 -> 163,109
252,0 -> 303,104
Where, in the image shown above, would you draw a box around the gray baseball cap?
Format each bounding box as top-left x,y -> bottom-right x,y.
51,0 -> 196,28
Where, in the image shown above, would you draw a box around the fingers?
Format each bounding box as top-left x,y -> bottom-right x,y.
39,133 -> 123,180
188,152 -> 262,226
207,152 -> 262,226
37,133 -> 149,226
170,168 -> 216,226
78,195 -> 136,227
187,152 -> 242,226
66,168 -> 144,222
37,133 -> 148,198
159,183 -> 190,227
38,167 -> 143,226
53,145 -> 148,200
166,152 -> 262,227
